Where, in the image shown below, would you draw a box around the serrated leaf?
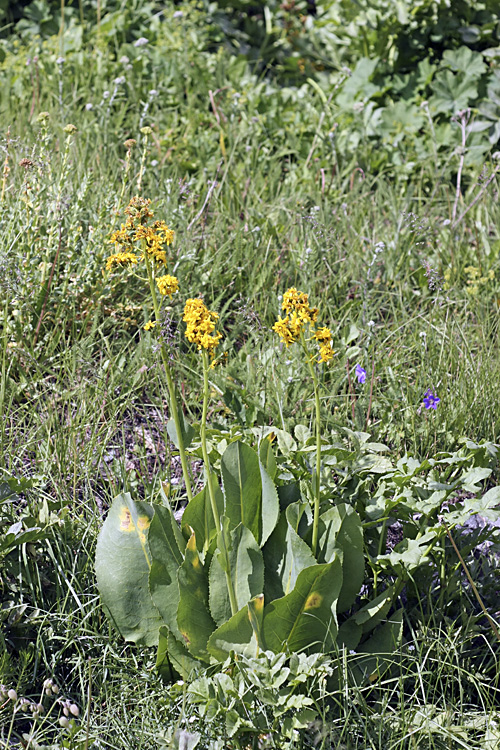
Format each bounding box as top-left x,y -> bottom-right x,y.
95,493 -> 162,646
429,70 -> 478,114
442,46 -> 486,77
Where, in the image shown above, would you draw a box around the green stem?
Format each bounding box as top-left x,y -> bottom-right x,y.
301,332 -> 322,558
144,253 -> 193,502
200,351 -> 220,529
201,351 -> 238,616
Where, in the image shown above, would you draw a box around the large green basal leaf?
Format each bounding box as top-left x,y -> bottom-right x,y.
209,521 -> 264,626
262,558 -> 343,654
350,609 -> 403,686
316,504 -> 364,613
222,441 -> 261,540
157,626 -> 200,682
263,510 -> 316,601
95,493 -> 162,647
207,595 -> 264,662
177,533 -> 216,662
259,459 -> 280,546
181,477 -> 224,553
149,504 -> 185,640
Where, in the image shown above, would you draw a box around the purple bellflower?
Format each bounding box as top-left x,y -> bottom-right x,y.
423,389 -> 440,410
355,364 -> 367,384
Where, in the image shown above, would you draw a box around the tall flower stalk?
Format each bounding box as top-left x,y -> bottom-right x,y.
273,288 -> 334,557
183,299 -> 238,615
105,196 -> 193,502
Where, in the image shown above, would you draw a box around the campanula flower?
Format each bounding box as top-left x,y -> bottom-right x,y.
423,389 -> 440,409
355,364 -> 366,384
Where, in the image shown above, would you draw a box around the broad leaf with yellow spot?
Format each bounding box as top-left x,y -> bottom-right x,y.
95,493 -> 162,647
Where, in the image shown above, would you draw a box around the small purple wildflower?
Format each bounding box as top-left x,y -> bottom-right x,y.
355,364 -> 366,384
423,389 -> 440,410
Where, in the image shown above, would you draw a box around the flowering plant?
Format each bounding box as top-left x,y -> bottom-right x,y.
96,264 -> 403,679
96,232 -> 500,682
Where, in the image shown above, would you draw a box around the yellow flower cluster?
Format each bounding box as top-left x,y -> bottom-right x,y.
314,327 -> 334,363
156,274 -> 179,298
183,298 -> 222,358
282,288 -> 319,322
106,251 -> 139,272
106,196 -> 175,270
273,287 -> 334,363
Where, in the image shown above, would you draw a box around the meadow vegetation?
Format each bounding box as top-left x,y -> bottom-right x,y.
1,1 -> 500,748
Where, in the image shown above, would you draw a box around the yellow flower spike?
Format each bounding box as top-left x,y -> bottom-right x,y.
275,288 -> 332,558
183,298 -> 222,358
156,274 -> 179,298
